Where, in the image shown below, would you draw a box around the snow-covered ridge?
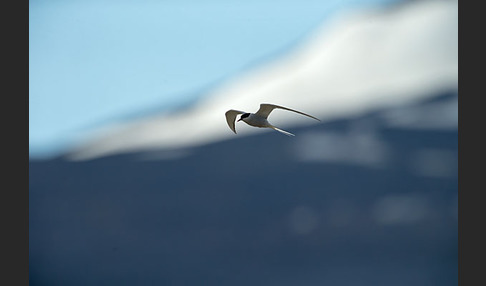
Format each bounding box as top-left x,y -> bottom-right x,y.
68,0 -> 458,161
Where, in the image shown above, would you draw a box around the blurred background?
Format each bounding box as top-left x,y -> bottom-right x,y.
29,0 -> 458,285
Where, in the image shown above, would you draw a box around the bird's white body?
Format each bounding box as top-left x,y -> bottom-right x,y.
225,103 -> 320,136
240,113 -> 272,128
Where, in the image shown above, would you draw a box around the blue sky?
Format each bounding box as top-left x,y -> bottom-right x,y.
29,0 -> 402,158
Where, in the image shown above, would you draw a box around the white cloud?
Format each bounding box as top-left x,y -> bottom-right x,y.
372,194 -> 430,225
409,149 -> 457,178
292,124 -> 390,168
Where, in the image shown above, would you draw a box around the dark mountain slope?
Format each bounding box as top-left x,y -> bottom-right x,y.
29,92 -> 458,286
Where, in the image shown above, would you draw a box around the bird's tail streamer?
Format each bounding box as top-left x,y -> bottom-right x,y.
271,126 -> 295,136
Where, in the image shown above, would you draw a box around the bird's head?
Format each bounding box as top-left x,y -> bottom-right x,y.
237,113 -> 250,122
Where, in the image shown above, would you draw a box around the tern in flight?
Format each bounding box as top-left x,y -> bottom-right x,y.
225,103 -> 320,136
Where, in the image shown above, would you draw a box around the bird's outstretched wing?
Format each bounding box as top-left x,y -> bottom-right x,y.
255,103 -> 320,121
225,109 -> 245,134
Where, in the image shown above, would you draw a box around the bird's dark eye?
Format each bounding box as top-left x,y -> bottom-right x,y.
241,113 -> 250,119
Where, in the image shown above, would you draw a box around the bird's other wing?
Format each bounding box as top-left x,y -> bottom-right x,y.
225,109 -> 246,134
255,103 -> 320,121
